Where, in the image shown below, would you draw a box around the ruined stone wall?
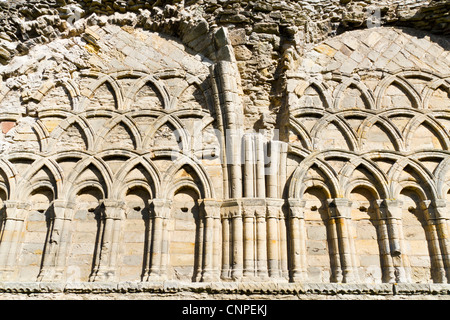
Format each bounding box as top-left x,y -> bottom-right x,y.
0,0 -> 449,299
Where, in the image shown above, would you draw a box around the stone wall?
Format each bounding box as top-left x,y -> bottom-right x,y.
0,0 -> 449,298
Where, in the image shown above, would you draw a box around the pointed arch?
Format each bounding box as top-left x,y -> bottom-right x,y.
14,157 -> 63,201
333,78 -> 376,110
47,114 -> 95,153
359,115 -> 404,152
123,74 -> 171,110
404,115 -> 449,151
94,114 -> 143,151
80,71 -> 124,111
422,77 -> 450,110
389,157 -> 439,202
62,156 -> 113,201
288,117 -> 314,150
142,114 -> 190,153
156,151 -> 214,200
292,80 -> 333,110
0,158 -> 17,200
311,115 -> 358,151
111,155 -> 161,200
375,76 -> 422,110
288,155 -> 340,199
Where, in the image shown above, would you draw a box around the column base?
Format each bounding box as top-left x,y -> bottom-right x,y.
0,269 -> 15,281
90,269 -> 116,282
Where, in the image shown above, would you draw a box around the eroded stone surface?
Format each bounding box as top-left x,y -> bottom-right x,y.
0,0 -> 449,299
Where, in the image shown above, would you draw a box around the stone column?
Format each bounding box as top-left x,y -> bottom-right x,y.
433,200 -> 450,283
326,208 -> 342,283
383,199 -> 407,283
213,208 -> 222,280
254,134 -> 266,199
91,199 -> 125,282
327,198 -> 357,283
243,134 -> 255,198
279,206 -> 289,279
421,200 -> 447,283
0,200 -> 31,281
266,199 -> 283,279
374,200 -> 395,283
147,199 -> 171,281
38,200 -> 75,282
230,203 -> 243,280
201,199 -> 221,282
255,203 -> 268,279
221,208 -> 231,280
242,205 -> 255,279
288,199 -> 307,282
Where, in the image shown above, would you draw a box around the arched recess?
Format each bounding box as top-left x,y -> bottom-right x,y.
18,185 -> 54,281
94,115 -> 142,152
311,116 -> 358,151
62,157 -> 112,202
341,159 -> 389,201
142,115 -> 190,153
288,117 -> 314,150
359,117 -> 403,152
120,185 -> 152,282
167,185 -> 202,282
398,186 -> 434,283
291,80 -> 333,110
0,158 -> 16,201
157,151 -> 215,200
334,79 -> 376,110
111,155 -> 161,200
38,80 -> 79,111
302,185 -> 334,283
66,185 -> 104,282
47,115 -> 95,153
80,72 -> 124,111
124,74 -> 168,111
348,185 -> 383,284
289,157 -> 340,201
422,78 -> 450,110
390,159 -> 439,204
375,76 -> 422,110
13,158 -> 62,203
176,75 -> 214,115
404,116 -> 449,152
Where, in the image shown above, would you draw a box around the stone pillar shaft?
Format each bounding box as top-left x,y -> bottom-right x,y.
374,200 -> 395,283
288,199 -> 306,282
382,199 -> 407,283
0,201 -> 30,280
38,200 -> 75,282
327,199 -> 356,283
201,199 -> 221,282
91,199 -> 125,282
147,199 -> 171,281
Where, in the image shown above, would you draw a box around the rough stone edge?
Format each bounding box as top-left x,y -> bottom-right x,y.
1,282 -> 449,296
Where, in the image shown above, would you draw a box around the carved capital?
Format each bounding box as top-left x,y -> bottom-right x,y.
200,199 -> 222,219
52,200 -> 76,220
432,199 -> 448,220
381,199 -> 403,220
101,199 -> 126,220
149,199 -> 172,219
221,199 -> 242,219
327,198 -> 352,219
288,199 -> 306,219
3,200 -> 31,221
266,199 -> 283,219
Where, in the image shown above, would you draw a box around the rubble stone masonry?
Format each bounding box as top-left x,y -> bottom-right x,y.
0,0 -> 449,299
